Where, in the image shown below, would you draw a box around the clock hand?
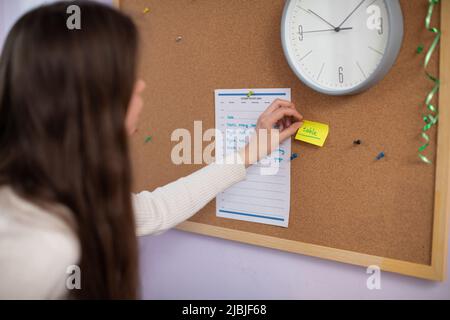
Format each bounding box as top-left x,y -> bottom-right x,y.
303,27 -> 353,34
307,9 -> 338,30
337,0 -> 367,28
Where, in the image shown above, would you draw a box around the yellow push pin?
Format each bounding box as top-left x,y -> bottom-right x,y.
143,8 -> 150,14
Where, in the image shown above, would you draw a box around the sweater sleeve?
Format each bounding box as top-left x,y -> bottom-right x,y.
132,153 -> 247,236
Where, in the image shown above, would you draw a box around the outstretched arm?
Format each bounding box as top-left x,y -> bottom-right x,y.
133,99 -> 303,236
133,153 -> 246,236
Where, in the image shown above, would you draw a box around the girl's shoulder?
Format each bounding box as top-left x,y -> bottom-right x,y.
0,186 -> 80,299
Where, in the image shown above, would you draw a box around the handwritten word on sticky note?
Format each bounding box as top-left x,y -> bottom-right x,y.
295,120 -> 329,147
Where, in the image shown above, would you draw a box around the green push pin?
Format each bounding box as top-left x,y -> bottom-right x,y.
416,44 -> 424,54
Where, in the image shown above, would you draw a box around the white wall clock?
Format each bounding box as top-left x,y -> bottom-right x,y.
281,0 -> 404,95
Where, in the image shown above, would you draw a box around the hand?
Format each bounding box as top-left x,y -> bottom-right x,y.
239,99 -> 303,168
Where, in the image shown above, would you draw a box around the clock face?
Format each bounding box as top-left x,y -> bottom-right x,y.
282,0 -> 401,95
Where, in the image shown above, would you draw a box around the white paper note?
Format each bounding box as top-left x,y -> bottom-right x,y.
215,88 -> 291,227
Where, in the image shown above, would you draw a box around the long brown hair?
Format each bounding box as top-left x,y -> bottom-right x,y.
0,1 -> 139,299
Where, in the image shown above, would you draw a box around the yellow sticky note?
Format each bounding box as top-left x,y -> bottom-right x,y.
295,120 -> 329,147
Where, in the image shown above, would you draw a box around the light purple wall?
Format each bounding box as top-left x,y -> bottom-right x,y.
1,0 -> 449,300
0,0 -> 112,50
139,230 -> 450,300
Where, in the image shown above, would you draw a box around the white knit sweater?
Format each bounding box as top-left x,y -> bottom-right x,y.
0,156 -> 246,299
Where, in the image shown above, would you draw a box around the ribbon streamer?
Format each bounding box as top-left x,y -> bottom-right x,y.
418,0 -> 441,164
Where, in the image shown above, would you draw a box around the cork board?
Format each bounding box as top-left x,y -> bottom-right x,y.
119,0 -> 450,280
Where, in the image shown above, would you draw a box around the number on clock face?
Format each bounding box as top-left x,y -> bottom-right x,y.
286,0 -> 389,92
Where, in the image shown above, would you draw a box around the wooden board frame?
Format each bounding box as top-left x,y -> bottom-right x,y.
116,0 -> 450,281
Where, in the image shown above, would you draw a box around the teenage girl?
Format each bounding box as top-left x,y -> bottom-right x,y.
0,1 -> 302,299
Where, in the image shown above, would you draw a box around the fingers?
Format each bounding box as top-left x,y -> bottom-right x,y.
285,117 -> 292,128
280,121 -> 303,141
262,99 -> 295,116
256,99 -> 304,146
268,107 -> 303,124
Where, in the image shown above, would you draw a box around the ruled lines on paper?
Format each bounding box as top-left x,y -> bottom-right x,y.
215,89 -> 291,227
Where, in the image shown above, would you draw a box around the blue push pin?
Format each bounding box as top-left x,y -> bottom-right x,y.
290,153 -> 299,161
376,152 -> 385,160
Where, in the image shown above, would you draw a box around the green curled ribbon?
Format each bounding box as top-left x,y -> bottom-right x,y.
418,0 -> 441,164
